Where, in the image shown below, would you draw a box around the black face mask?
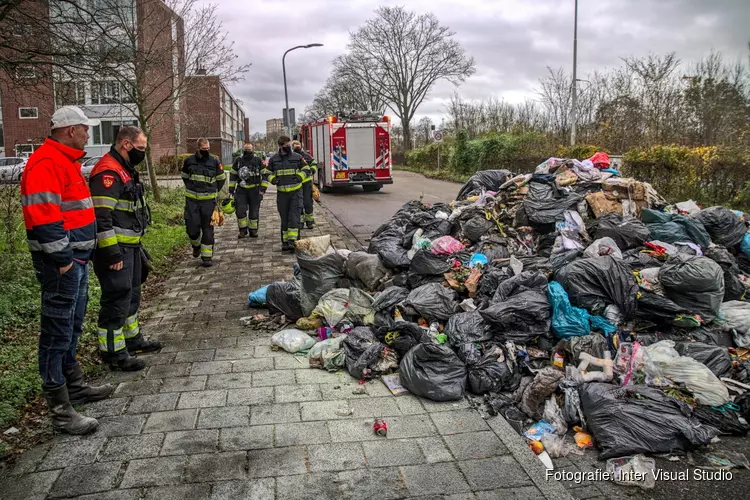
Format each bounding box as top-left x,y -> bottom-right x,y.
128,147 -> 146,166
281,146 -> 292,154
200,149 -> 210,158
294,147 -> 302,153
243,150 -> 253,156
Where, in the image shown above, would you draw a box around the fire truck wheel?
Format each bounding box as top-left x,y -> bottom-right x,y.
363,184 -> 382,193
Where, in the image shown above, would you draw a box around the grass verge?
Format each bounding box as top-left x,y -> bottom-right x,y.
0,185 -> 188,459
394,164 -> 469,183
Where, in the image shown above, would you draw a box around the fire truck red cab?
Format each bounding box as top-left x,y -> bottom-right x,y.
299,111 -> 393,193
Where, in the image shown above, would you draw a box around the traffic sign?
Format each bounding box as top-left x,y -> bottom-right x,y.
433,130 -> 444,142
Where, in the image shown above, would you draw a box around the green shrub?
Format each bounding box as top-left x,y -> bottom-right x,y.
623,145 -> 750,211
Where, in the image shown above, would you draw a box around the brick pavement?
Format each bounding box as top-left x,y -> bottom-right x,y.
0,193 -> 572,500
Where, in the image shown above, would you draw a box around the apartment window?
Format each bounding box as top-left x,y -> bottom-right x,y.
56,82 -> 86,106
15,65 -> 35,80
91,120 -> 138,145
91,81 -> 121,105
19,107 -> 39,119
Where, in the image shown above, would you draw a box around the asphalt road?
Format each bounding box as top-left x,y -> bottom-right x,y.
318,170 -> 461,245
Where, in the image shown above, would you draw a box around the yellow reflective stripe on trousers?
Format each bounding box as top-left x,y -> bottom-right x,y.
288,228 -> 299,240
97,327 -> 126,352
249,219 -> 258,229
124,314 -> 140,338
201,244 -> 213,257
185,189 -> 218,200
190,237 -> 201,246
238,217 -> 248,228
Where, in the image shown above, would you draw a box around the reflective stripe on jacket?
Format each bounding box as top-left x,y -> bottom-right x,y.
181,152 -> 226,199
264,151 -> 309,192
20,138 -> 96,265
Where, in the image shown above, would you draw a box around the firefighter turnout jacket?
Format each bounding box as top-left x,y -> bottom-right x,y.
297,150 -> 317,184
90,147 -> 151,265
20,138 -> 97,266
263,150 -> 310,192
181,152 -> 226,200
230,152 -> 267,191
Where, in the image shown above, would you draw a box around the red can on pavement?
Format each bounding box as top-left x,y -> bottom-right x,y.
373,418 -> 388,436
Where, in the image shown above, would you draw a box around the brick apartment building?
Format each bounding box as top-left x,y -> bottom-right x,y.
183,73 -> 249,165
0,0 -> 246,165
266,118 -> 283,136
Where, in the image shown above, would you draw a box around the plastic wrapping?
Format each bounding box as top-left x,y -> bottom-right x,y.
445,311 -> 492,346
674,342 -> 732,377
308,336 -> 347,371
463,216 -> 494,243
555,256 -> 639,318
343,327 -> 389,379
659,255 -> 725,321
583,237 -> 623,260
271,329 -> 316,353
547,281 -> 616,339
718,301 -> 750,348
467,349 -> 516,394
404,283 -> 459,322
298,252 -> 347,317
430,236 -> 465,255
704,246 -> 746,301
518,367 -> 564,420
579,382 -> 718,460
693,405 -> 749,436
399,343 -> 467,401
456,169 -> 512,200
592,213 -> 650,250
247,285 -> 269,307
692,206 -> 747,248
345,251 -> 389,291
266,281 -> 304,321
480,290 -> 551,343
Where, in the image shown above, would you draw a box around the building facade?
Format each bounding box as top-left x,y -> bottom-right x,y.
0,0 -> 185,161
266,118 -> 283,136
183,73 -> 248,165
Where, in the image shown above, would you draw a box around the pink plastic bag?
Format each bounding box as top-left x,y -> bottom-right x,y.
588,152 -> 610,170
430,236 -> 465,255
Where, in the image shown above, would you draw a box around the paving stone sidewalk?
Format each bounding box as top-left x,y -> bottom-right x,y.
0,193 -> 572,500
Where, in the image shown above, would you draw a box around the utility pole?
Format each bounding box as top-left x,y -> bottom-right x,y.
570,0 -> 579,146
282,43 -> 323,137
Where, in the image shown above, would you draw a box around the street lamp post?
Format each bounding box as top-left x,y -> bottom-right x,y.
570,0 -> 579,146
283,43 -> 324,137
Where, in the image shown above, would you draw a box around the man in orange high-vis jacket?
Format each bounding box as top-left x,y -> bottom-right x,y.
20,106 -> 113,435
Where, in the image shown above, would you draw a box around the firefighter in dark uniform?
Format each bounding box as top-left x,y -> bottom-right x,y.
229,143 -> 267,238
292,140 -> 317,229
90,126 -> 162,371
182,138 -> 226,267
263,135 -> 310,251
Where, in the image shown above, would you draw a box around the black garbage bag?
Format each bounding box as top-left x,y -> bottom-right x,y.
266,281 -> 304,321
493,271 -> 548,302
410,250 -> 452,276
477,266 -> 513,299
468,349 -> 516,394
343,327 -> 386,380
368,223 -> 410,270
592,213 -> 650,250
693,406 -> 749,436
345,251 -> 389,291
692,206 -> 747,248
375,321 -> 427,357
297,252 -> 347,317
736,392 -> 750,420
674,342 -> 732,377
480,290 -> 551,343
659,255 -> 725,321
622,248 -> 664,270
523,181 -> 586,225
476,239 -> 510,262
463,216 -> 495,243
641,209 -> 711,248
404,283 -> 459,322
372,286 -> 409,314
634,291 -> 691,325
456,169 -> 512,200
579,383 -> 719,460
409,211 -> 453,240
456,342 -> 483,365
399,343 -> 467,401
445,312 -> 492,346
407,272 -> 445,290
704,246 -> 746,301
549,250 -> 581,272
555,256 -> 639,318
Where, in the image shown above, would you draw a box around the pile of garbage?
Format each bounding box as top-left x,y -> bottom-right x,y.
247,152 -> 750,466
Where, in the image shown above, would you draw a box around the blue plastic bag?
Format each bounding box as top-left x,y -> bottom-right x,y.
248,285 -> 269,307
742,233 -> 750,259
467,253 -> 488,268
547,281 -> 616,339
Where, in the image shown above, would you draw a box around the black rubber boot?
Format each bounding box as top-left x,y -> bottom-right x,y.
238,228 -> 249,239
192,246 -> 200,258
110,355 -> 146,372
287,240 -> 297,253
201,258 -> 213,268
281,242 -> 290,252
43,385 -> 99,435
249,229 -> 258,238
63,363 -> 114,405
126,335 -> 163,355
306,220 -> 315,229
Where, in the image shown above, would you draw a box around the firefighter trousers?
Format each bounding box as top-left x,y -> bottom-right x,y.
300,182 -> 314,224
277,189 -> 302,243
94,246 -> 142,361
235,188 -> 261,233
185,198 -> 216,260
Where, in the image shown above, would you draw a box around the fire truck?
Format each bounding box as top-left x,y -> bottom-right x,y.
299,111 -> 393,193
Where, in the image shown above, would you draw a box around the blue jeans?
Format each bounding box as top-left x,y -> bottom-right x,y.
33,259 -> 89,389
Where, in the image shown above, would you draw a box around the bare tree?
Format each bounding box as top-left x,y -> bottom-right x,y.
345,6 -> 475,150
416,116 -> 434,147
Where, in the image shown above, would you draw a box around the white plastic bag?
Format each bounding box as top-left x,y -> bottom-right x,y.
643,340 -> 730,406
584,237 -> 623,260
719,301 -> 750,347
271,329 -> 316,353
308,336 -> 347,371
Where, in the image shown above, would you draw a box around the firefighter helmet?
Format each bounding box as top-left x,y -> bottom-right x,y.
220,197 -> 236,215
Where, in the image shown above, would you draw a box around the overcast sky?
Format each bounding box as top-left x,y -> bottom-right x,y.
204,0 -> 750,133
